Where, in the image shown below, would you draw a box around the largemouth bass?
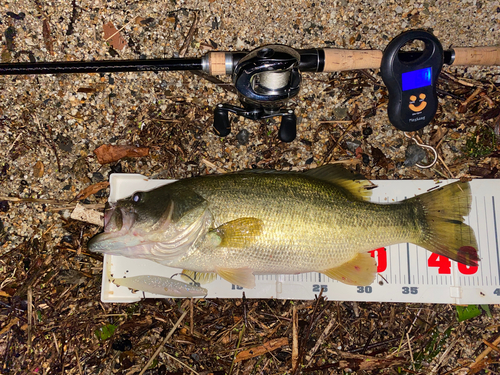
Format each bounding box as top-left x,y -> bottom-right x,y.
88,165 -> 479,289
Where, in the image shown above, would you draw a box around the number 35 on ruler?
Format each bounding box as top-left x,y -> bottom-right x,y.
369,247 -> 479,275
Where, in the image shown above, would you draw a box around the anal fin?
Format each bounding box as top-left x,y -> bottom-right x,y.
322,252 -> 376,286
181,270 -> 218,285
216,267 -> 255,289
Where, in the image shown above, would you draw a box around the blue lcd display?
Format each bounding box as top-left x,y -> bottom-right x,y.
402,67 -> 432,91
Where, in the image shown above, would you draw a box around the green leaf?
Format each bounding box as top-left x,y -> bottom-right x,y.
94,323 -> 117,340
480,304 -> 492,318
456,305 -> 482,322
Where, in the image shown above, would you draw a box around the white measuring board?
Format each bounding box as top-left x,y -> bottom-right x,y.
100,173 -> 500,304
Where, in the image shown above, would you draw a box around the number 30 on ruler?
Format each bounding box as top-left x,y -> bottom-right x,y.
369,248 -> 478,275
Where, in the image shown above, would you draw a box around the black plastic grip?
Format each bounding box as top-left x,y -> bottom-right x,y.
380,30 -> 444,132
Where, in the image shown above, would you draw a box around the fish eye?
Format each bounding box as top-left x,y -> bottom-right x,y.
132,192 -> 142,203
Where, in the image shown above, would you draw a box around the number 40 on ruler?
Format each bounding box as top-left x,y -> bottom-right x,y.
369,247 -> 479,275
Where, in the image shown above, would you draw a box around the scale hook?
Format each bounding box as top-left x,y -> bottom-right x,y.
404,132 -> 438,169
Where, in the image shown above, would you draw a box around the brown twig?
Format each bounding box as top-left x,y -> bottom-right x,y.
292,289 -> 324,374
178,10 -> 199,58
27,287 -> 33,350
235,337 -> 288,363
138,310 -> 188,375
468,334 -> 500,373
482,339 -> 500,355
459,87 -> 483,113
292,305 -> 298,369
306,317 -> 338,365
34,115 -> 61,172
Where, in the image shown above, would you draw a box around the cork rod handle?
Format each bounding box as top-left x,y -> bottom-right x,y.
452,47 -> 500,66
322,49 -> 383,72
321,46 -> 500,72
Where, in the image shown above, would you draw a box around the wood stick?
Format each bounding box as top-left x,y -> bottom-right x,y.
235,337 -> 288,363
27,287 -> 33,350
472,335 -> 500,365
139,310 -> 188,375
292,305 -> 298,369
482,339 -> 500,355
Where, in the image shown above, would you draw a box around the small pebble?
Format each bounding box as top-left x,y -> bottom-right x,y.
58,269 -> 87,285
362,127 -> 373,137
56,134 -> 74,152
0,220 -> 6,246
333,107 -> 348,120
62,235 -> 73,243
33,161 -> 44,178
362,153 -> 370,166
404,144 -> 426,167
1,163 -> 9,176
109,163 -> 123,175
92,172 -> 105,182
345,140 -> 362,153
112,336 -> 132,352
236,129 -> 250,145
0,200 -> 9,213
6,12 -> 25,20
72,158 -> 91,184
275,351 -> 291,362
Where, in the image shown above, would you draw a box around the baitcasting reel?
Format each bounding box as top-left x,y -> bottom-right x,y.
0,32 -> 498,144
208,45 -> 301,142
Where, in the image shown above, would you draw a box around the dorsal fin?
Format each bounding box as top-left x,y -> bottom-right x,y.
305,165 -> 373,201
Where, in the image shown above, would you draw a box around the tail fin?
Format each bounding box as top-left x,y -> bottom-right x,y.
410,181 -> 479,266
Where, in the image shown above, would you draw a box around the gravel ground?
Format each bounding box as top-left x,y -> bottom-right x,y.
1,0 -> 500,374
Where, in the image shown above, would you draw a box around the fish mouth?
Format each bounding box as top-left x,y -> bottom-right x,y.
103,203 -> 122,232
88,205 -> 138,252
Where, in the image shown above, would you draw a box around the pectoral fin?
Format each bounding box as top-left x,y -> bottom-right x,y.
322,252 -> 376,286
212,217 -> 263,248
216,267 -> 255,289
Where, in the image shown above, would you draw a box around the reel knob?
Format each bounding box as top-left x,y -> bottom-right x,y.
213,106 -> 231,136
278,111 -> 297,142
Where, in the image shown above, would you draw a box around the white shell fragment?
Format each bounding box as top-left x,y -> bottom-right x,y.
111,274 -> 207,297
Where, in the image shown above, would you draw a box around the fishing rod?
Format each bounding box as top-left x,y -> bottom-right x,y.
1,30 -> 499,144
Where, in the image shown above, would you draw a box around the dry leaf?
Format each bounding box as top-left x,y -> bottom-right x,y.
235,337 -> 288,362
93,144 -> 149,165
42,19 -> 54,56
75,181 -> 110,201
103,22 -> 127,51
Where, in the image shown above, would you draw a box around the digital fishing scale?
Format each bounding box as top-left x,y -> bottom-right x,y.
380,30 -> 444,132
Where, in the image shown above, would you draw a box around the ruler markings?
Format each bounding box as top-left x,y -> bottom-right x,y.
416,244 -> 420,285
398,243 -> 402,284
406,243 -> 411,285
483,196 -> 492,286
492,196 -> 500,285
473,195 -> 482,286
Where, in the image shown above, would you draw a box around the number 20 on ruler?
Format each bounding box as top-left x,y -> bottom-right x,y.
370,248 -> 478,275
